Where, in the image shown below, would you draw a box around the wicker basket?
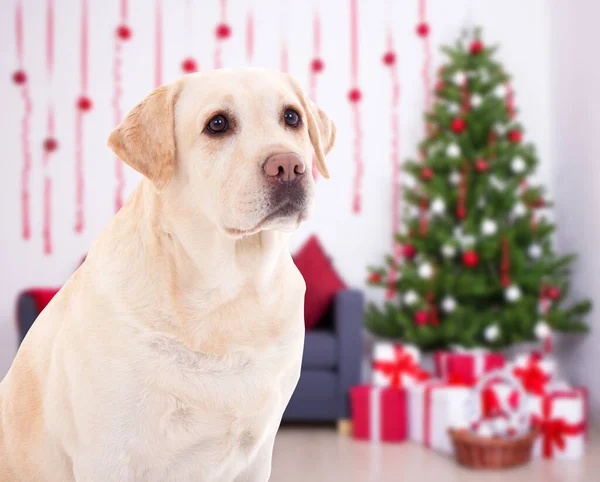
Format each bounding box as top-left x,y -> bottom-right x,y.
449,428 -> 538,469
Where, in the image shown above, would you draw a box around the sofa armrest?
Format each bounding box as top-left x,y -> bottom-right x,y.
334,289 -> 364,419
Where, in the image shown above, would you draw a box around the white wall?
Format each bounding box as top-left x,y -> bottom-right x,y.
0,0 -> 554,378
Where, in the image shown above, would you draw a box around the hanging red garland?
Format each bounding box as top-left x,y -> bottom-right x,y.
488,130 -> 497,160
74,0 -> 91,234
246,6 -> 254,63
181,0 -> 198,73
214,0 -> 231,69
348,0 -> 363,214
309,9 -> 324,181
155,0 -> 163,87
521,180 -> 537,231
417,0 -> 432,132
383,12 -> 402,300
457,161 -> 469,220
505,82 -> 515,119
279,2 -> 289,73
42,0 -> 58,255
14,0 -> 33,240
500,236 -> 511,287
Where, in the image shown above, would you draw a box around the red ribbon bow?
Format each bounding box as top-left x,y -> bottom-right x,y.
513,358 -> 551,395
533,395 -> 585,458
372,346 -> 430,389
481,387 -> 520,419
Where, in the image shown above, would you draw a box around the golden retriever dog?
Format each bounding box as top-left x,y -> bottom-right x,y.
0,69 -> 335,481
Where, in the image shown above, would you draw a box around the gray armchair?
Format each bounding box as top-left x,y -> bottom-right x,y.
282,289 -> 363,429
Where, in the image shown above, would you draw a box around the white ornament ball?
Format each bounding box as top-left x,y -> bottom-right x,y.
534,320 -> 551,340
441,244 -> 457,258
481,219 -> 498,236
408,205 -> 420,219
512,202 -> 527,218
511,156 -> 527,174
479,68 -> 490,83
418,262 -> 434,279
404,290 -> 419,306
494,123 -> 508,136
505,284 -> 522,303
528,243 -> 543,259
470,94 -> 483,108
460,235 -> 476,248
477,422 -> 494,438
492,418 -> 509,436
430,198 -> 446,215
447,102 -> 460,115
452,71 -> 467,85
493,84 -> 507,98
446,143 -> 461,159
403,175 -> 417,190
484,324 -> 501,342
441,296 -> 457,313
449,170 -> 461,186
489,175 -> 506,191
477,197 -> 486,209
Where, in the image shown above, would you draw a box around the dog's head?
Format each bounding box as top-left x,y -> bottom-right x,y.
108,69 -> 336,237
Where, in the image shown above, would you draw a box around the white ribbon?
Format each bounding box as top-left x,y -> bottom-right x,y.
370,387 -> 381,442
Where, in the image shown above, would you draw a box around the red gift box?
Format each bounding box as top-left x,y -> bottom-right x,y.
351,385 -> 408,442
434,349 -> 505,385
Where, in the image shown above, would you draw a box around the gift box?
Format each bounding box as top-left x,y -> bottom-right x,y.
372,342 -> 429,388
434,347 -> 505,385
512,352 -> 556,395
530,387 -> 588,459
407,378 -> 471,454
351,385 -> 408,442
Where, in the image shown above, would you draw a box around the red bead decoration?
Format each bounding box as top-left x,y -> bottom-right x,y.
311,58 -> 325,73
451,117 -> 466,133
215,23 -> 232,39
348,88 -> 362,103
43,138 -> 58,153
181,57 -> 198,73
470,40 -> 484,55
435,81 -> 445,93
474,158 -> 489,173
531,197 -> 545,208
462,250 -> 479,268
12,70 -> 27,85
421,167 -> 434,181
402,244 -> 417,259
508,129 -> 522,143
415,310 -> 429,326
77,96 -> 93,111
547,286 -> 561,300
368,272 -> 382,283
416,22 -> 430,37
116,24 -> 132,40
382,51 -> 396,66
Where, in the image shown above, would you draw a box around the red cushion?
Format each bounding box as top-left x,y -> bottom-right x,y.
293,235 -> 346,330
24,288 -> 60,312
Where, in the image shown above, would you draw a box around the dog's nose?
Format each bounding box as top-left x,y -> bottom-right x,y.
263,153 -> 305,182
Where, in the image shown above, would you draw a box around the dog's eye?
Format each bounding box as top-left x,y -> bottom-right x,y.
283,109 -> 300,128
206,115 -> 228,134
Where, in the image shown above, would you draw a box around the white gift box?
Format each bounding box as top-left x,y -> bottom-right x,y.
372,342 -> 425,389
407,380 -> 471,454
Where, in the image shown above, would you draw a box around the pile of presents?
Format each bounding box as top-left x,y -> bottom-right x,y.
351,342 -> 588,462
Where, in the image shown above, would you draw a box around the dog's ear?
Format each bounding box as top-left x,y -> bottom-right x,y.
288,74 -> 336,179
107,82 -> 180,191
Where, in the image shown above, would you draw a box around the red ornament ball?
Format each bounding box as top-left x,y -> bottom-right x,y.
215,23 -> 232,39
462,250 -> 479,268
348,88 -> 362,103
43,137 -> 58,153
435,80 -> 445,94
475,158 -> 489,173
508,129 -> 523,143
368,272 -> 382,284
382,51 -> 396,66
421,167 -> 434,181
451,117 -> 467,134
456,206 -> 466,219
415,310 -> 429,326
416,22 -> 430,37
311,58 -> 325,73
402,244 -> 417,259
181,57 -> 198,73
547,286 -> 561,300
531,197 -> 545,208
77,96 -> 93,111
470,40 -> 484,55
116,24 -> 132,40
12,70 -> 27,85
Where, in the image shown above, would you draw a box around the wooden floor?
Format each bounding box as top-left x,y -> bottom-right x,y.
270,426 -> 599,482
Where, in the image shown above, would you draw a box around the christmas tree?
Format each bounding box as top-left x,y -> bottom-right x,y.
366,30 -> 591,351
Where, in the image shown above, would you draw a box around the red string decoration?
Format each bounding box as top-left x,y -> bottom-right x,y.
419,196 -> 429,235
74,0 -> 91,234
461,80 -> 470,115
417,0 -> 432,134
457,161 -> 469,220
279,1 -> 289,72
181,0 -> 198,73
245,8 -> 254,63
489,130 -> 497,160
383,18 -> 402,299
113,0 -> 130,213
521,180 -> 537,231
500,236 -> 511,287
155,0 -> 163,87
14,0 -> 32,240
505,82 -> 515,119
42,0 -> 58,255
426,291 -> 439,326
348,0 -> 364,213
214,0 -> 231,69
309,9 -> 324,181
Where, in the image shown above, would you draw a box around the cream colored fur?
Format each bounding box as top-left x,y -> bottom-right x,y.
0,69 -> 335,482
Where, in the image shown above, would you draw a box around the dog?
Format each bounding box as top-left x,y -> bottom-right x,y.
0,68 -> 336,481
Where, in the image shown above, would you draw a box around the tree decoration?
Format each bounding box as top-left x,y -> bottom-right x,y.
474,158 -> 489,173
449,170 -> 461,186
74,0 -> 91,234
446,143 -> 461,158
546,286 -> 561,301
417,0 -> 433,126
456,162 -> 469,219
402,244 -> 417,259
430,198 -> 446,215
481,219 -> 497,236
512,201 -> 527,218
508,129 -> 523,143
154,0 -> 163,86
505,82 -> 516,118
441,296 -> 457,313
500,236 -> 511,287
112,0 -> 131,213
213,0 -> 231,69
484,324 -> 501,342
493,84 -> 507,98
14,0 -> 33,240
245,5 -> 254,63
451,117 -> 466,133
348,0 -> 364,213
181,0 -> 198,73
505,284 -> 522,303
404,290 -> 419,306
368,272 -> 382,284
421,166 -> 434,181
528,243 -> 542,259
414,310 -> 429,326
309,9 -> 324,181
279,0 -> 289,72
452,71 -> 467,85
470,39 -> 484,55
418,262 -> 433,279
470,93 -> 482,108
416,22 -> 429,37
441,244 -> 456,258
511,156 -> 526,174
462,250 -> 479,268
